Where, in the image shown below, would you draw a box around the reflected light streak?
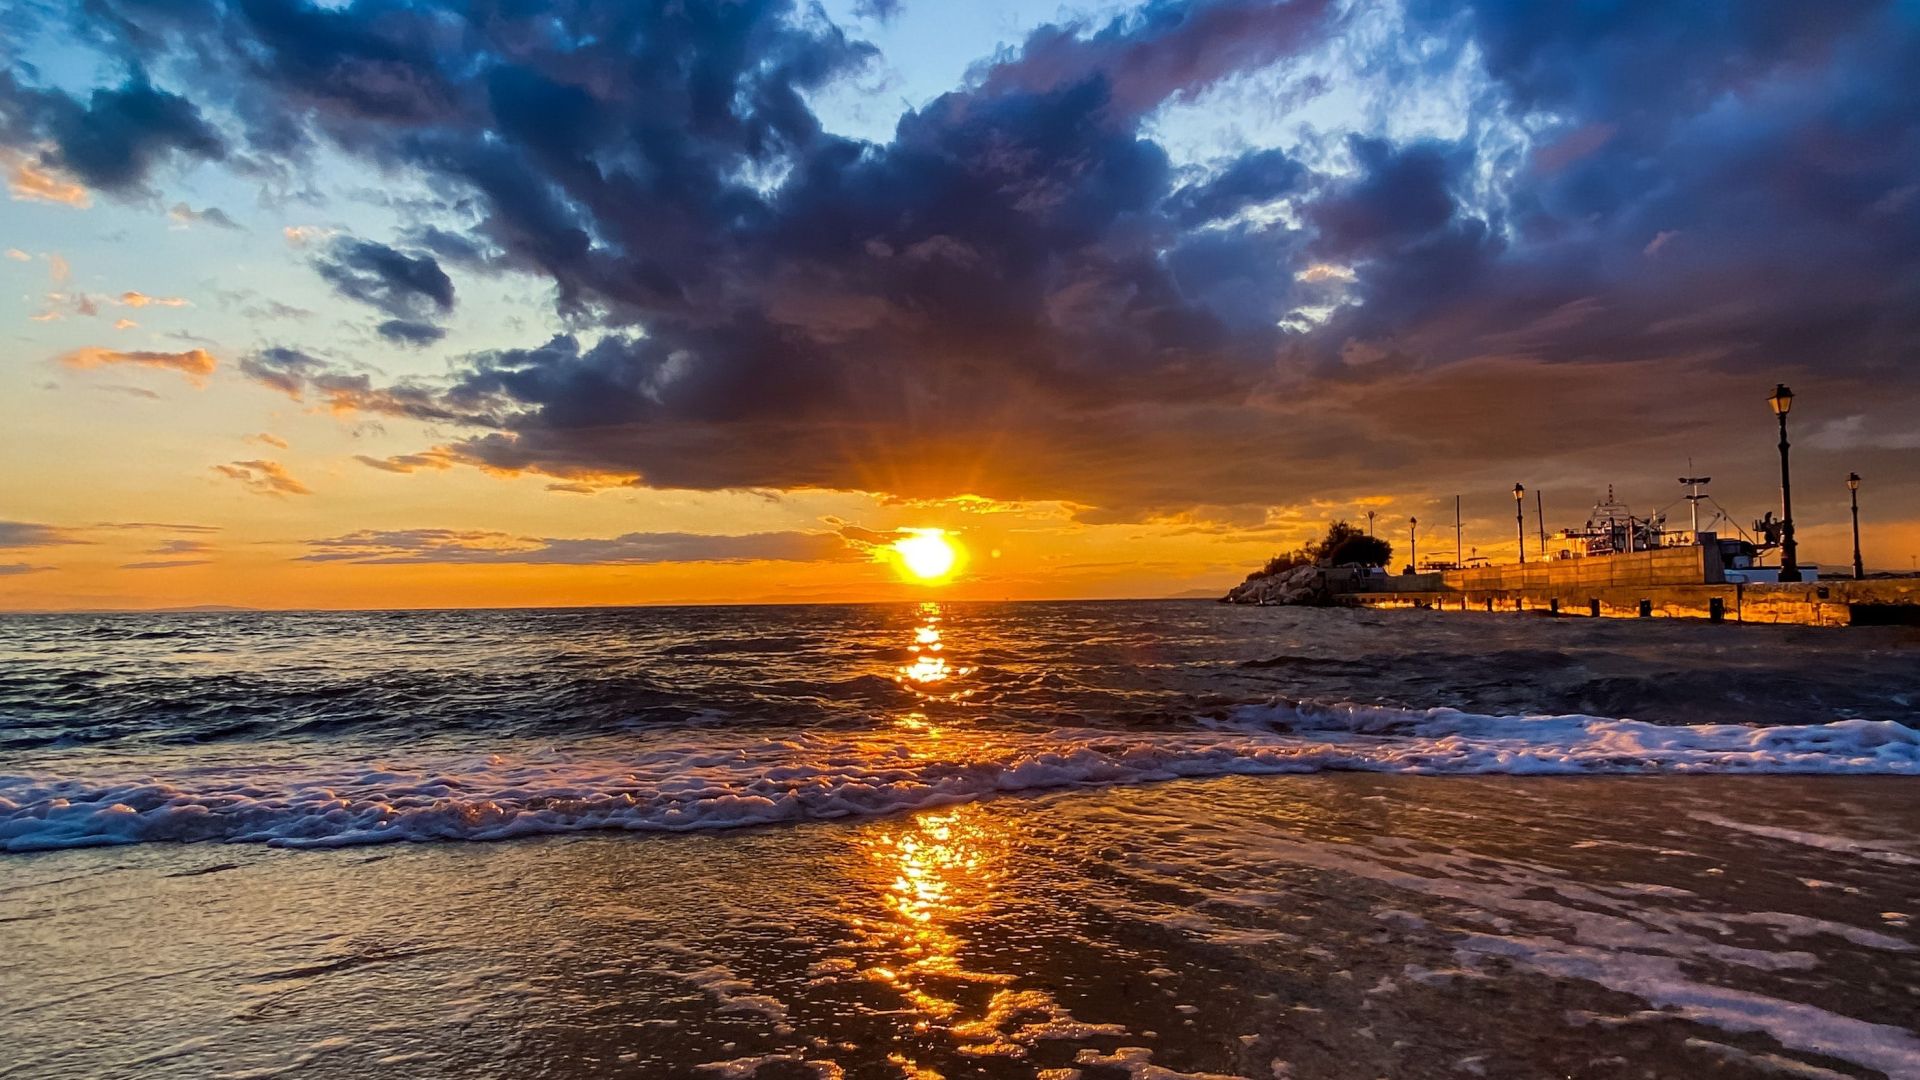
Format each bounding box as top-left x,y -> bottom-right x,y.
896,603 -> 974,700
857,804 -> 1014,1026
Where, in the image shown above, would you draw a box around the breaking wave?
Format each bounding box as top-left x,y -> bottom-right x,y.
3,703 -> 1914,853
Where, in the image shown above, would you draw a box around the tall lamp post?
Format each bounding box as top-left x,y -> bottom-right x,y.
1409,517 -> 1418,573
1512,483 -> 1527,564
1848,472 -> 1863,580
1769,384 -> 1801,582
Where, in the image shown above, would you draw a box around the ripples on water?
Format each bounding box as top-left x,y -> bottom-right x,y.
3,603 -> 1919,1079
0,601 -> 1915,851
6,600 -> 1918,749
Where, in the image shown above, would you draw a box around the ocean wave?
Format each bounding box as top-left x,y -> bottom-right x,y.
2,705 -> 1914,853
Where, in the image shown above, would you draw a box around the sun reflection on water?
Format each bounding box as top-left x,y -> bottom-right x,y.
856,804 -> 1014,1025
852,804 -> 1115,1062
896,603 -> 974,700
860,604 -> 1116,1060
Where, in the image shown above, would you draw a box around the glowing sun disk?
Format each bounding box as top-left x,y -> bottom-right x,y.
893,530 -> 958,582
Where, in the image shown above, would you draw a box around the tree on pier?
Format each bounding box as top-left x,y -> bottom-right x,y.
1247,521 -> 1394,581
1313,520 -> 1392,568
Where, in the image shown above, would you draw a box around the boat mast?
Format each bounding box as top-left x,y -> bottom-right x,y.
1680,473 -> 1711,538
1454,494 -> 1462,569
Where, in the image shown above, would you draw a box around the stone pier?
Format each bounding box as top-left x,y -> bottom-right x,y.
1340,577 -> 1920,627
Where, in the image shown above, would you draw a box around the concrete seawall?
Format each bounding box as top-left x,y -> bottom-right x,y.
1342,577 -> 1920,627
1440,546 -> 1720,592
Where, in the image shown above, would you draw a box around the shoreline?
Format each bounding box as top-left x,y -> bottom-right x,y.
5,701 -> 1914,854
5,772 -> 1916,1079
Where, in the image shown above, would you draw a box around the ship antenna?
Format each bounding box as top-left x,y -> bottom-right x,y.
1678,469 -> 1712,538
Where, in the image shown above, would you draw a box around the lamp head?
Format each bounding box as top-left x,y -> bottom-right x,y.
1847,472 -> 1861,491
1768,383 -> 1794,416
1512,483 -> 1525,500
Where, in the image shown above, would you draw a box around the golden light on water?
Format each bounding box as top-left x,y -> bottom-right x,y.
891,529 -> 960,584
857,805 -> 1014,1026
897,603 -> 974,698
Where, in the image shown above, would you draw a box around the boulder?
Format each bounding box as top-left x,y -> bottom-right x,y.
1221,563 -> 1329,605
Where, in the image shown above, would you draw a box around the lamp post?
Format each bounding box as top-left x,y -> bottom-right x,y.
1454,495 -> 1462,569
1848,472 -> 1863,580
1367,510 -> 1375,538
1513,483 -> 1526,564
1769,384 -> 1801,582
1410,517 -> 1418,573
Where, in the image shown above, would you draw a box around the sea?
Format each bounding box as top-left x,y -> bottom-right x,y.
2,601 -> 1917,1079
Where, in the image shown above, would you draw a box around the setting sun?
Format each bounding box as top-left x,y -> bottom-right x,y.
892,529 -> 960,583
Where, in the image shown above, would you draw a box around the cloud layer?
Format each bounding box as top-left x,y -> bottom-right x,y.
299,528 -> 861,565
5,0 -> 1917,524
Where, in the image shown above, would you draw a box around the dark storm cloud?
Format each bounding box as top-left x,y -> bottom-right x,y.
1309,137 -> 1469,256
1165,148 -> 1306,227
972,0 -> 1335,116
313,238 -> 454,318
12,0 -> 1919,526
298,528 -> 860,565
401,226 -> 504,271
0,71 -> 225,193
236,346 -> 330,397
1295,0 -> 1920,400
240,345 -> 470,422
1414,0 -> 1884,120
376,318 -> 447,346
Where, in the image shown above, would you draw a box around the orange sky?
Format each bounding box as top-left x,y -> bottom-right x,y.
5,0 -> 1917,611
5,402 -> 1910,613
3,321 -> 1911,610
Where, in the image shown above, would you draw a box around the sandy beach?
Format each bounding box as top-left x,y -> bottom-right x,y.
6,772 -> 1916,1079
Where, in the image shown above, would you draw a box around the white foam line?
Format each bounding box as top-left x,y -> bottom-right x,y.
1102,818 -> 1920,1079
2,707 -> 1914,852
1460,934 -> 1920,1078
1690,813 -> 1920,866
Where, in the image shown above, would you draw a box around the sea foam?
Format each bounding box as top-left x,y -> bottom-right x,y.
2,704 -> 1914,852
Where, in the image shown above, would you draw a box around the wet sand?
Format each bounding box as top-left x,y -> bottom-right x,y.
3,773 -> 1916,1079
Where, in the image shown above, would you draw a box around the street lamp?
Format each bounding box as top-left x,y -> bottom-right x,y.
1512,483 -> 1526,564
1848,472 -> 1863,580
1410,517 -> 1418,573
1768,384 -> 1801,582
